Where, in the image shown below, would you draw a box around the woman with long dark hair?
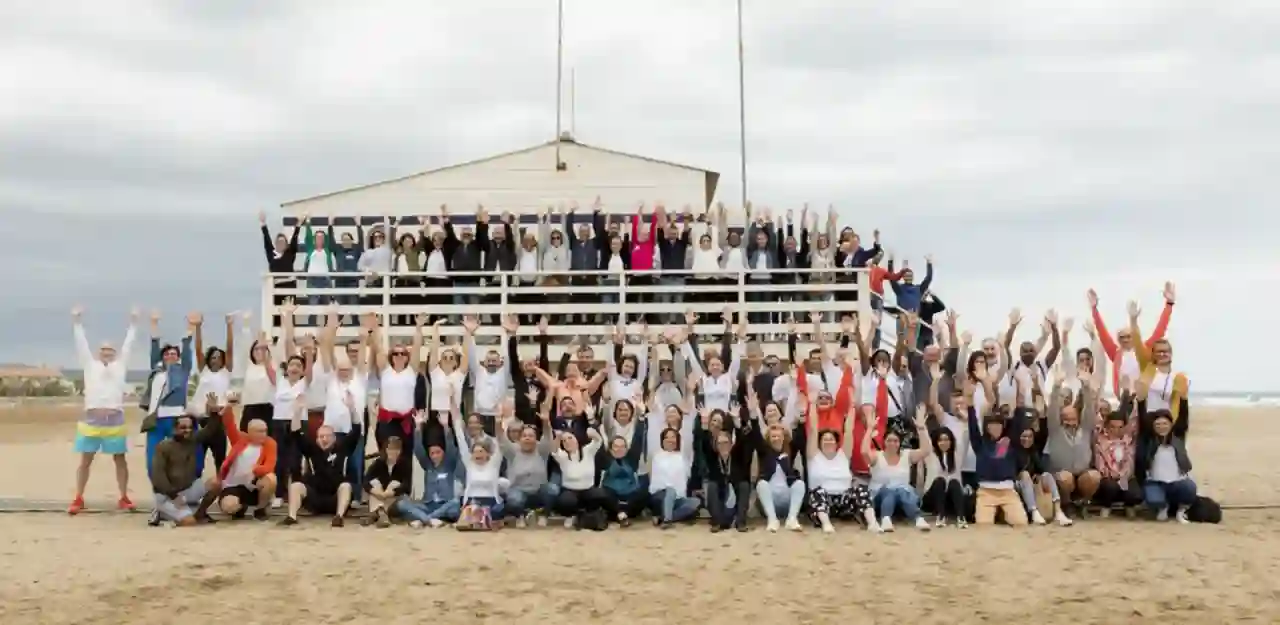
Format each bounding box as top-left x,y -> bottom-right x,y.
192,312 -> 238,473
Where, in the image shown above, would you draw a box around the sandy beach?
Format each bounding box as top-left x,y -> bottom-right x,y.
1,402 -> 1278,624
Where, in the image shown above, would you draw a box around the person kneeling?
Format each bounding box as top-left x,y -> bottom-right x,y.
149,394 -> 224,527
280,401 -> 363,527
215,393 -> 278,521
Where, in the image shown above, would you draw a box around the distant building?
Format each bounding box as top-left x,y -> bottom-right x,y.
0,363 -> 74,397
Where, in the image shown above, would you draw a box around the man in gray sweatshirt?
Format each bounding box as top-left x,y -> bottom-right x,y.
1045,377 -> 1102,512
498,409 -> 555,528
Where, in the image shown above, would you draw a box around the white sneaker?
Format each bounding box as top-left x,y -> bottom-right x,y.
408,520 -> 424,529
867,519 -> 883,533
785,518 -> 802,532
821,520 -> 835,534
766,519 -> 780,533
880,517 -> 895,533
956,518 -> 969,529
914,517 -> 931,531
1031,510 -> 1047,525
564,516 -> 576,529
1098,508 -> 1111,519
1156,508 -> 1169,522
536,514 -> 548,528
515,516 -> 527,529
270,497 -> 284,509
1175,507 -> 1190,524
1055,511 -> 1074,527
934,516 -> 947,528
427,518 -> 445,528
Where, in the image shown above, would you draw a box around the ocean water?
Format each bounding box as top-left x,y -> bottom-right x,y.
1191,392 -> 1280,408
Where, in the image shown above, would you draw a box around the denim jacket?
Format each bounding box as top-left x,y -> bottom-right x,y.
413,425 -> 459,503
139,336 -> 193,413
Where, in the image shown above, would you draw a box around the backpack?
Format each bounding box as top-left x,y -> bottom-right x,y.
455,501 -> 495,531
576,508 -> 608,532
1186,496 -> 1222,524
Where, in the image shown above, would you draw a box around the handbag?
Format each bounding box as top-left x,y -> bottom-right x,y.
454,499 -> 495,531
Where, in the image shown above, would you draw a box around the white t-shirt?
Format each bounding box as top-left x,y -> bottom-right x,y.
305,249 -> 328,274
241,363 -> 275,406
192,367 -> 231,411
324,375 -> 366,434
430,368 -> 466,412
1001,360 -> 1046,406
938,412 -> 977,473
607,254 -> 625,275
379,366 -> 417,414
648,450 -> 690,494
272,378 -> 307,422
860,371 -> 904,418
1148,445 -> 1185,483
223,445 -> 262,488
305,364 -> 331,410
868,452 -> 912,495
1145,370 -> 1175,413
808,451 -> 854,493
424,249 -> 447,277
463,459 -> 502,499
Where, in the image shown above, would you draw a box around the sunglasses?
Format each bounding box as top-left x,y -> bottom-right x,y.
765,361 -> 780,367
659,366 -> 673,372
391,351 -> 409,357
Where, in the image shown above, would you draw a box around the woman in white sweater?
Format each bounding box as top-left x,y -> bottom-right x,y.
647,427 -> 701,528
452,398 -> 505,520
861,405 -> 934,532
680,322 -> 745,413
550,426 -> 606,528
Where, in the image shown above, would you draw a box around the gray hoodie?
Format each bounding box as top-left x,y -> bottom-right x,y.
1045,382 -> 1098,475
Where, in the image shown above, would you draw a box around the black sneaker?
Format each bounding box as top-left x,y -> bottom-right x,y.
331,515 -> 345,528
253,508 -> 269,521
147,509 -> 162,527
710,525 -> 723,533
193,512 -> 216,525
278,516 -> 298,526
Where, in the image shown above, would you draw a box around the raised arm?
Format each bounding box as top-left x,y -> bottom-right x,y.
180,314 -> 196,373
679,335 -> 707,381
1127,301 -> 1151,369
906,406 -> 933,464
1086,289 -> 1119,360
1043,311 -> 1062,368
1145,283 -> 1176,347
463,316 -> 481,381
70,306 -> 93,368
319,303 -> 339,372
410,314 -> 427,372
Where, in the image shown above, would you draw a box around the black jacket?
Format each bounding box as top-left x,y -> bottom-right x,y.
297,424 -> 363,494
484,221 -> 517,273
262,224 -> 301,282
445,221 -> 486,278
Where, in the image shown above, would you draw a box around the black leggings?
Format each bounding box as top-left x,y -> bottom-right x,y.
197,413 -> 227,470
599,489 -> 649,521
240,403 -> 273,432
705,480 -> 751,529
268,420 -> 298,498
1093,477 -> 1144,508
555,487 -> 609,516
924,477 -> 969,519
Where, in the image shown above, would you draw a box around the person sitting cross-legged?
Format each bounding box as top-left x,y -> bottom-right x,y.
148,392 -> 225,527
215,392 -> 279,521
279,389 -> 363,527
396,409 -> 461,528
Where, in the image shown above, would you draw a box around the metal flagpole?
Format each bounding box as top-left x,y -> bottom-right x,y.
736,0 -> 747,207
555,0 -> 566,168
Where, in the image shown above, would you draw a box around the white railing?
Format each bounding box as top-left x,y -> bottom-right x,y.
261,267 -> 873,342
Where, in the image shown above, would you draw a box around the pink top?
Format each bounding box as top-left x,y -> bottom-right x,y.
630,214 -> 657,271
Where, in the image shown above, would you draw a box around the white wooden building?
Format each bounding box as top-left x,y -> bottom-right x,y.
278,136 -> 725,232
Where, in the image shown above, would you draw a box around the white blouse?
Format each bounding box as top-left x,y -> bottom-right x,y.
648,450 -> 690,494
192,367 -> 231,410
272,378 -> 307,422
379,366 -> 417,414
808,451 -> 854,493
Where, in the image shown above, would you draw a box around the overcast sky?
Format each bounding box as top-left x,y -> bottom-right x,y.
2,1 -> 1277,391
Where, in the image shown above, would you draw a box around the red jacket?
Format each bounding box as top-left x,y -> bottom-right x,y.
218,405 -> 277,481
868,264 -> 903,297
629,214 -> 657,271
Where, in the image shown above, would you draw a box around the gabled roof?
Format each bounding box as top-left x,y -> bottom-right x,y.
282,137 -> 721,208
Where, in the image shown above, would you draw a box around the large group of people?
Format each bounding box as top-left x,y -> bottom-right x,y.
63,202 -> 1213,533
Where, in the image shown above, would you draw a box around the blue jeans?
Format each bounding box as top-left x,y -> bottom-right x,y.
334,276 -> 359,325
602,278 -> 621,305
755,479 -> 806,521
394,498 -> 460,523
306,276 -> 332,326
1143,479 -> 1197,514
648,488 -> 700,523
505,485 -> 554,517
144,416 -> 176,478
873,486 -> 922,521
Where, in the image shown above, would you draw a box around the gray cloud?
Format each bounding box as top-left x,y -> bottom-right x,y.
1,1 -> 1277,390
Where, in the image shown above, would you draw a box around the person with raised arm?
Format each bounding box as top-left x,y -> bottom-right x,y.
443,204 -> 487,322
69,305 -> 138,514
260,209 -> 303,328
371,312 -> 418,449
269,298 -> 313,506
646,412 -> 701,529
414,213 -> 450,325
464,314 -> 512,435
550,420 -> 607,529
654,204 -> 693,325
965,363 -> 1028,527
191,312 -> 236,473
397,408 -> 461,528
606,315 -> 650,410
804,374 -> 877,533
326,210 -> 364,325
1092,381 -> 1143,517
356,216 -> 392,308
862,404 -> 933,532
238,313 -> 277,432
1127,298 -> 1190,423
539,205 -> 571,326
1009,371 -> 1073,526
1057,317 -> 1108,399
908,309 -> 960,418
998,308 -> 1061,407
1088,283 -> 1176,396
751,404 -> 806,533
299,212 -> 338,326
499,391 -> 556,528
625,202 -> 658,323
512,207 -> 548,326
445,386 -> 507,527
215,392 -> 279,521
600,399 -> 650,528
887,250 -> 931,316
507,315 -> 550,425
742,204 -> 777,326
277,305 -> 367,526
1044,361 -> 1101,519
680,313 -> 745,413
141,310 -> 198,480
149,394 -> 224,526
1133,374 -> 1195,523
424,316 -> 469,442
855,310 -> 912,454
773,206 -> 811,312
924,359 -> 975,527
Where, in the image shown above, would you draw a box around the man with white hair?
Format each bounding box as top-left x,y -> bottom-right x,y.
69,305 -> 139,515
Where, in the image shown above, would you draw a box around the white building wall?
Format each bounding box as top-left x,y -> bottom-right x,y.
281,141 -> 714,220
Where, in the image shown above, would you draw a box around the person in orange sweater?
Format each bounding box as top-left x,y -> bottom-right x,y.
215,393 -> 279,521
1087,282 -> 1175,396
